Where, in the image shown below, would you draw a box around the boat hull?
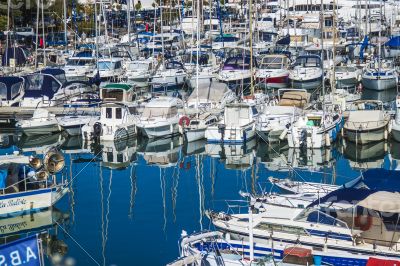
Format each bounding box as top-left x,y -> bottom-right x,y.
393,127 -> 400,142
362,76 -> 397,91
206,123 -> 255,144
19,124 -> 60,136
345,126 -> 387,144
139,123 -> 179,139
0,186 -> 68,217
290,77 -> 322,91
184,128 -> 206,142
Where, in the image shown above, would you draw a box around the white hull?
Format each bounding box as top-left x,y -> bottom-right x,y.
362,76 -> 397,91
0,186 -> 68,217
139,123 -> 179,139
19,124 -> 60,136
184,128 -> 206,142
206,123 -> 255,144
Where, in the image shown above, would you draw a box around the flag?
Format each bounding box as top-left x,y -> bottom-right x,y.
0,235 -> 41,265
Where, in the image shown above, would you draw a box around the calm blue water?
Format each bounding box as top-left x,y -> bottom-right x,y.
0,130 -> 399,265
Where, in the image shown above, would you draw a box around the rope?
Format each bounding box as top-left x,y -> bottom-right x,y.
55,221 -> 100,266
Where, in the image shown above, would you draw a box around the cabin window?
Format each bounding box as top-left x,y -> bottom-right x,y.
190,121 -> 200,126
11,82 -> 21,99
115,108 -> 122,119
251,106 -> 259,116
205,119 -> 216,125
117,154 -> 123,163
255,222 -> 306,235
0,83 -> 7,100
107,152 -> 113,162
106,108 -> 113,119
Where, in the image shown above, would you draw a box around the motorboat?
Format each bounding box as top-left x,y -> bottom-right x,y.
287,110 -> 343,149
136,97 -> 183,139
256,89 -> 309,142
268,176 -> 339,195
333,65 -> 362,90
57,114 -> 98,136
185,81 -> 236,110
392,94 -> 400,142
361,60 -> 398,91
217,55 -> 256,91
255,54 -> 290,89
124,58 -> 155,88
289,55 -> 323,91
95,102 -> 139,142
63,50 -> 97,81
16,109 -> 60,136
150,60 -> 187,92
89,57 -> 125,82
344,100 -> 390,144
179,112 -> 220,142
205,102 -> 258,144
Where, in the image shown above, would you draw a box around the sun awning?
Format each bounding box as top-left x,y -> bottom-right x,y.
358,191 -> 400,213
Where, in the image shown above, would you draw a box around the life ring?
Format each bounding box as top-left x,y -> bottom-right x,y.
355,215 -> 372,231
179,116 -> 190,127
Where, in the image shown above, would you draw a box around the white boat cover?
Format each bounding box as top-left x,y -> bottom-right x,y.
358,191 -> 400,213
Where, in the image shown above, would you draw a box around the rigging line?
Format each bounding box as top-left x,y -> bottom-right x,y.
55,221 -> 100,266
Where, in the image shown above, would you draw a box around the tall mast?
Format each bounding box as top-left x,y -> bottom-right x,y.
63,0 -> 67,50
127,0 -> 131,42
249,0 -> 254,96
41,0 -> 46,67
332,0 -> 336,93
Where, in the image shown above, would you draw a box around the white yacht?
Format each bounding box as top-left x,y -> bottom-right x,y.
16,109 -> 60,136
256,89 -> 309,142
89,58 -> 124,82
361,60 -> 398,91
124,58 -> 155,87
287,110 -> 343,148
179,112 -> 219,142
289,55 -> 323,91
57,114 -> 98,136
205,102 -> 258,144
63,52 -> 96,81
136,97 -> 183,138
255,54 -> 290,89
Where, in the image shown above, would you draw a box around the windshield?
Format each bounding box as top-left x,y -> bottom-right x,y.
260,57 -> 284,69
129,62 -> 149,71
142,107 -> 177,118
98,61 -> 113,70
67,59 -> 94,66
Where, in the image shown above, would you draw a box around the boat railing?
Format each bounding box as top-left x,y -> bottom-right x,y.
0,172 -> 66,195
223,199 -> 251,214
345,120 -> 386,129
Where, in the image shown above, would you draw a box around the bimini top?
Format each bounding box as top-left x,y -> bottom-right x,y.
103,83 -> 133,91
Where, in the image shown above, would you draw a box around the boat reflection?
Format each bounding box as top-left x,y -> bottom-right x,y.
256,141 -> 289,171
343,140 -> 387,170
183,139 -> 206,156
137,137 -> 182,167
205,138 -> 257,170
100,137 -> 137,169
17,133 -> 66,154
362,88 -> 397,103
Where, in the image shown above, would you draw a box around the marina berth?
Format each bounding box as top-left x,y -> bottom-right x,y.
3,0 -> 400,263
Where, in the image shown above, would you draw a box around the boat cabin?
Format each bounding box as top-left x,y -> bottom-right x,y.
100,83 -> 137,103
0,76 -> 24,107
142,97 -> 179,119
224,103 -> 258,127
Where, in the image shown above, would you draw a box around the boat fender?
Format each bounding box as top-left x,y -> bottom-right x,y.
325,133 -> 331,147
179,116 -> 190,127
279,128 -> 288,140
355,215 -> 372,231
384,129 -> 388,140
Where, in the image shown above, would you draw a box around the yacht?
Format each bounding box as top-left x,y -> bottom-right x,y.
361,60 -> 398,91
63,50 -> 97,81
256,89 -> 309,142
179,112 -> 220,142
57,114 -> 98,136
124,58 -> 155,88
150,61 -> 187,92
217,56 -> 256,90
287,110 -> 343,149
289,55 -> 323,91
255,54 -> 290,89
136,97 -> 183,138
205,102 -> 258,144
89,58 -> 125,82
334,65 -> 362,90
344,100 -> 390,144
16,109 -> 60,136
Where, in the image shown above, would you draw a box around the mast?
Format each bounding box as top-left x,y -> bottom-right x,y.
249,0 -> 254,95
63,0 -> 67,50
196,0 -> 200,109
378,0 -> 382,73
332,0 -> 336,93
41,0 -> 46,67
320,0 -> 325,97
35,0 -> 39,68
127,0 -> 131,42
